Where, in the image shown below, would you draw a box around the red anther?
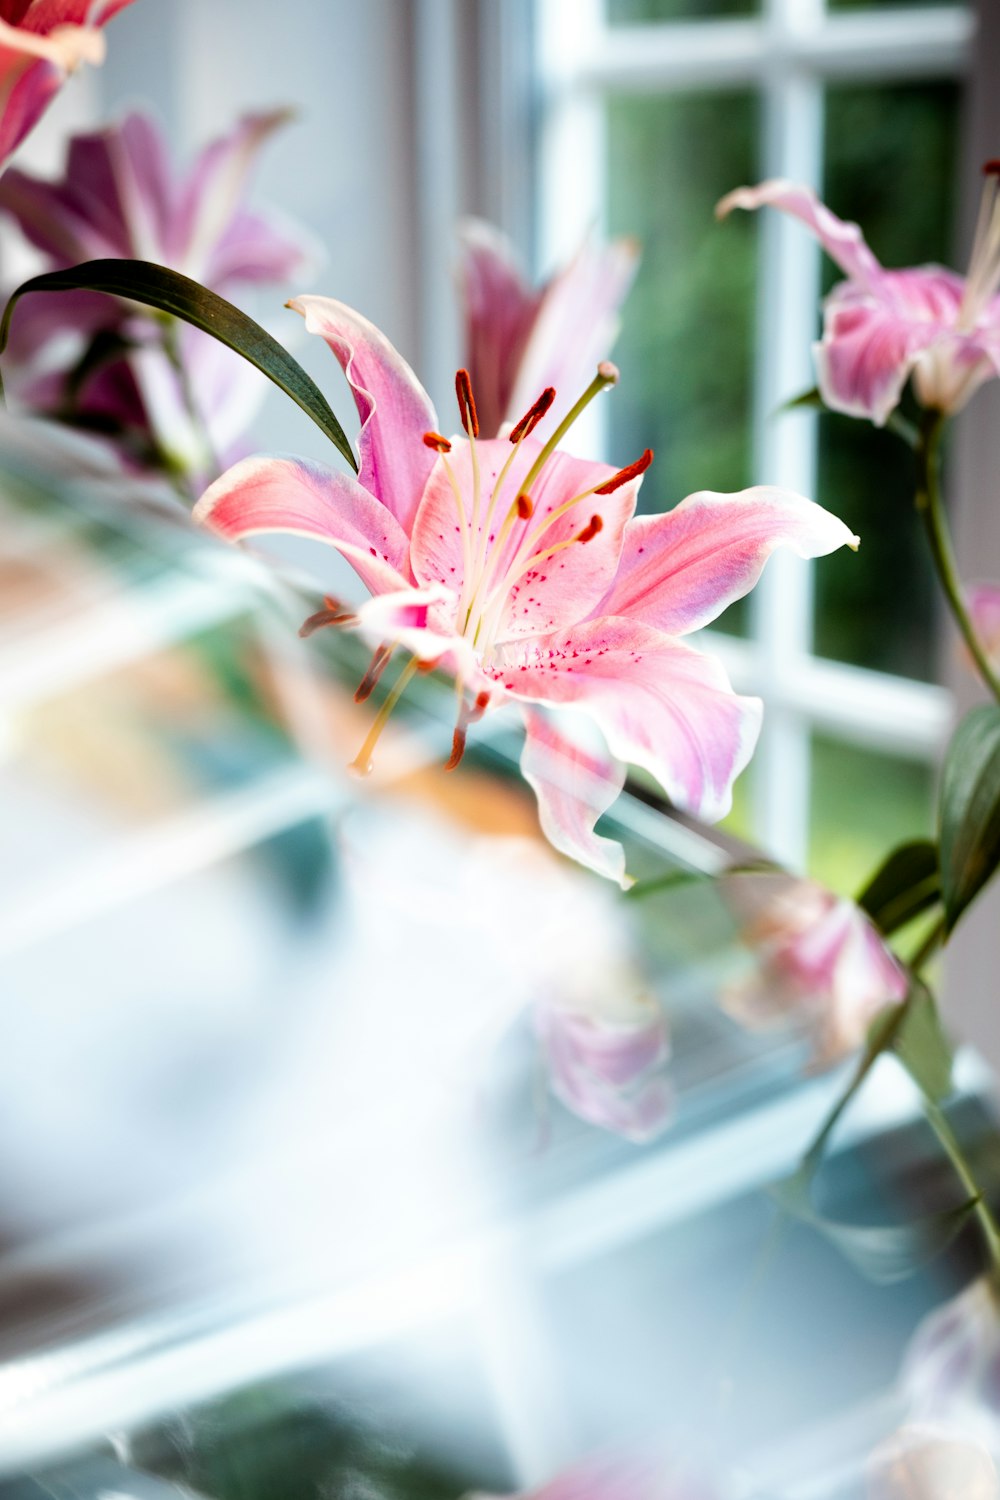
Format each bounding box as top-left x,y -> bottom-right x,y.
516,493 -> 534,520
509,387 -> 556,443
594,447 -> 654,495
455,368 -> 480,437
445,725 -> 467,772
984,160 -> 1000,177
354,644 -> 393,703
577,514 -> 604,545
299,596 -> 355,637
423,430 -> 452,452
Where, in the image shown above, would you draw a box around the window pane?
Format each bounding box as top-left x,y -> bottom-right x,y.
814,81 -> 960,680
606,90 -> 758,633
808,735 -> 935,894
607,0 -> 757,20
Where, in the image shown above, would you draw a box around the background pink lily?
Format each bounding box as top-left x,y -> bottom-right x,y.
967,583 -> 1000,673
717,173 -> 1000,425
720,872 -> 908,1066
0,107 -> 311,482
195,296 -> 857,886
0,1 -> 135,169
457,217 -> 638,440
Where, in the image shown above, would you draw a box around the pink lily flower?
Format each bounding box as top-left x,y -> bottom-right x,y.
967,583 -> 1000,672
900,1276 -> 1000,1456
0,108 -> 310,479
457,217 -> 638,439
194,299 -> 857,885
868,1426 -> 1000,1500
716,168 -> 1000,425
535,984 -> 671,1143
720,872 -> 908,1066
0,1 -> 135,169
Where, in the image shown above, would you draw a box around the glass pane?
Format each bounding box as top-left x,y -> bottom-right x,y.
607,0 -> 757,20
815,82 -> 960,680
808,735 -> 935,894
606,90 -> 758,634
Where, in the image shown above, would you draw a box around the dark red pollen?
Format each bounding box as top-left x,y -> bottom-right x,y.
984,160 -> 1000,177
455,368 -> 480,437
516,493 -> 534,519
577,514 -> 604,544
509,386 -> 556,443
446,726 -> 467,771
594,447 -> 654,495
299,595 -> 355,638
354,644 -> 393,703
423,430 -> 452,452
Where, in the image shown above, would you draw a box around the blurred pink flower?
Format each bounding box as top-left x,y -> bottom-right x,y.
717,169 -> 1000,425
967,583 -> 1000,672
0,108 -> 311,479
467,1451 -> 717,1500
900,1276 -> 1000,1455
457,218 -> 638,440
0,1 -> 135,168
535,984 -> 670,1143
195,298 -> 856,884
868,1425 -> 1000,1500
720,872 -> 908,1065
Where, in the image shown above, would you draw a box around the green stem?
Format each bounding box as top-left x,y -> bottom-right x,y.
916,411 -> 1000,704
924,1098 -> 1000,1271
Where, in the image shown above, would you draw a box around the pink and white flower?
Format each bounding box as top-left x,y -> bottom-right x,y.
457,218 -> 638,440
967,583 -> 1000,673
720,872 -> 908,1065
868,1426 -> 1000,1500
0,108 -> 311,479
900,1276 -> 1000,1456
0,1 -> 135,169
716,168 -> 1000,425
535,963 -> 670,1143
194,298 -> 857,885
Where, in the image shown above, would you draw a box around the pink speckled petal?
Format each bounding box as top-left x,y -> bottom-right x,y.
595,486 -> 857,636
502,620 -> 762,824
193,453 -> 412,599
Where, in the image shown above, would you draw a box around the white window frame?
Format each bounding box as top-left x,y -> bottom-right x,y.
529,0 -> 970,872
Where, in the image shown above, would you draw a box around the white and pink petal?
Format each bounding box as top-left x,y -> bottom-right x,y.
193,453 -> 413,599
504,620 -> 762,825
594,485 -> 857,637
716,178 -> 882,287
288,295 -> 438,533
519,706 -> 629,887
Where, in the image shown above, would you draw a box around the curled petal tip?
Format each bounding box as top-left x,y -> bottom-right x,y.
848,532 -> 861,551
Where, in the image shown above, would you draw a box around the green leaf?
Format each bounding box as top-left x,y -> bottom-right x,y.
0,259 -> 357,473
887,982 -> 954,1103
773,1167 -> 976,1284
777,386 -> 824,415
939,703 -> 1000,932
857,839 -> 940,937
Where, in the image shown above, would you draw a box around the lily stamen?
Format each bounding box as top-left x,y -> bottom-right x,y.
298,595 -> 355,638
595,448 -> 654,494
348,656 -> 420,776
508,386 -> 556,444
354,642 -> 394,702
445,688 -> 491,772
423,430 -> 452,452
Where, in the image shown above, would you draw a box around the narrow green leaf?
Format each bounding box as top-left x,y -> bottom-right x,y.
888,982 -> 954,1103
939,704 -> 1000,932
777,386 -> 824,415
0,259 -> 358,472
857,839 -> 940,937
772,1169 -> 976,1284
